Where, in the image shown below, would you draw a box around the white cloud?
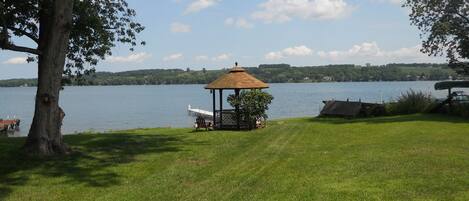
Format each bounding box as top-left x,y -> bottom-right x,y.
3,57 -> 28,65
170,22 -> 192,33
252,0 -> 353,23
317,42 -> 444,63
195,55 -> 209,61
318,42 -> 383,60
370,0 -> 404,5
265,52 -> 285,60
195,54 -> 231,62
163,53 -> 184,61
225,18 -> 234,25
386,45 -> 423,59
185,0 -> 219,14
106,52 -> 152,63
283,46 -> 314,56
389,0 -> 403,4
225,17 -> 254,29
212,53 -> 231,61
265,45 -> 313,60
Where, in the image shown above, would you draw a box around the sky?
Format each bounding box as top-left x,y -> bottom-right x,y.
0,0 -> 447,79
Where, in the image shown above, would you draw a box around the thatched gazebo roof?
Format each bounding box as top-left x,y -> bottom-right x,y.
205,64 -> 269,89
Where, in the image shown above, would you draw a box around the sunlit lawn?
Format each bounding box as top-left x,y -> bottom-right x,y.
1,114 -> 469,201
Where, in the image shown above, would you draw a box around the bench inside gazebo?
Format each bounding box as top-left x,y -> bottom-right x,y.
205,63 -> 269,130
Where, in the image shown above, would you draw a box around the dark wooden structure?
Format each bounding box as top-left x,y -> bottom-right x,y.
205,63 -> 269,130
435,81 -> 469,97
432,81 -> 469,112
320,100 -> 385,118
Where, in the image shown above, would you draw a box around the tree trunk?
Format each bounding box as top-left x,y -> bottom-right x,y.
23,0 -> 74,155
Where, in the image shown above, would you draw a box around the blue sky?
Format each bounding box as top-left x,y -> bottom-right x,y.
0,0 -> 446,79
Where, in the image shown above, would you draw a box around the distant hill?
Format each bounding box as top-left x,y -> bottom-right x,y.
0,63 -> 460,87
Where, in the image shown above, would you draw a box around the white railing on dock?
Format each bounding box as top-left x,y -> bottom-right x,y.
187,105 -> 213,119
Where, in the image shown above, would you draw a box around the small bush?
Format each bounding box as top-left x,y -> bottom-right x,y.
449,103 -> 469,118
227,89 -> 274,129
386,90 -> 434,115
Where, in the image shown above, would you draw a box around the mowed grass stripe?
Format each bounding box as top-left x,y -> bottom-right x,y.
221,125 -> 302,201
181,124 -> 299,200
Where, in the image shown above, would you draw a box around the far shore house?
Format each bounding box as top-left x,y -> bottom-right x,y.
205,63 -> 269,130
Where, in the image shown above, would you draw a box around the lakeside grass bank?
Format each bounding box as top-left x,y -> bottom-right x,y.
1,114 -> 469,200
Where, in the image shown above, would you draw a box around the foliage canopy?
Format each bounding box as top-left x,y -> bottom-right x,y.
228,90 -> 274,125
0,0 -> 145,77
404,0 -> 469,74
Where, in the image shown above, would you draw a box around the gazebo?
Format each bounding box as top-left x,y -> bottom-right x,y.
205,63 -> 269,130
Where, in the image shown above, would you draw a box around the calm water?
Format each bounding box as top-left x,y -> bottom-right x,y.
0,82 -> 451,136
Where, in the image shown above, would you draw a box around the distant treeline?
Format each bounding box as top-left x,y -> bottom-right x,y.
0,63 -> 460,87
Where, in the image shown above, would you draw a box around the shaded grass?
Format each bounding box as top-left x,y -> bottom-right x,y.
1,114 -> 469,200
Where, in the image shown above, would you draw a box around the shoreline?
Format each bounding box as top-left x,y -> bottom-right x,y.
0,80 -> 449,88
3,116 -> 311,138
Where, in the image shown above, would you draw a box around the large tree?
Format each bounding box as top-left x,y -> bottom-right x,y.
0,0 -> 144,155
404,0 -> 469,74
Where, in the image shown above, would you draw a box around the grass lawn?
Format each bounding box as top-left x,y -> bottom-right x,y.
1,114 -> 469,200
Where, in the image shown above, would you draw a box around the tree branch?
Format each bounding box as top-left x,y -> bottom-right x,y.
6,26 -> 39,44
103,25 -> 118,30
0,42 -> 40,55
455,11 -> 469,24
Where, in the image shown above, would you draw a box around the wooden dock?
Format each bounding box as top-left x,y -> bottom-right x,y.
0,119 -> 20,132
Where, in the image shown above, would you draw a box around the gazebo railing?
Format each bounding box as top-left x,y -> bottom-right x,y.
214,109 -> 253,130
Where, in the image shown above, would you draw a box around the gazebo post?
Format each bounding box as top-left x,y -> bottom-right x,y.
219,89 -> 223,128
235,89 -> 240,130
448,88 -> 453,110
212,89 -> 216,127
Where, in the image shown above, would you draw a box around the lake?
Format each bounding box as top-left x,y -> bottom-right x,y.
0,81 -> 452,136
